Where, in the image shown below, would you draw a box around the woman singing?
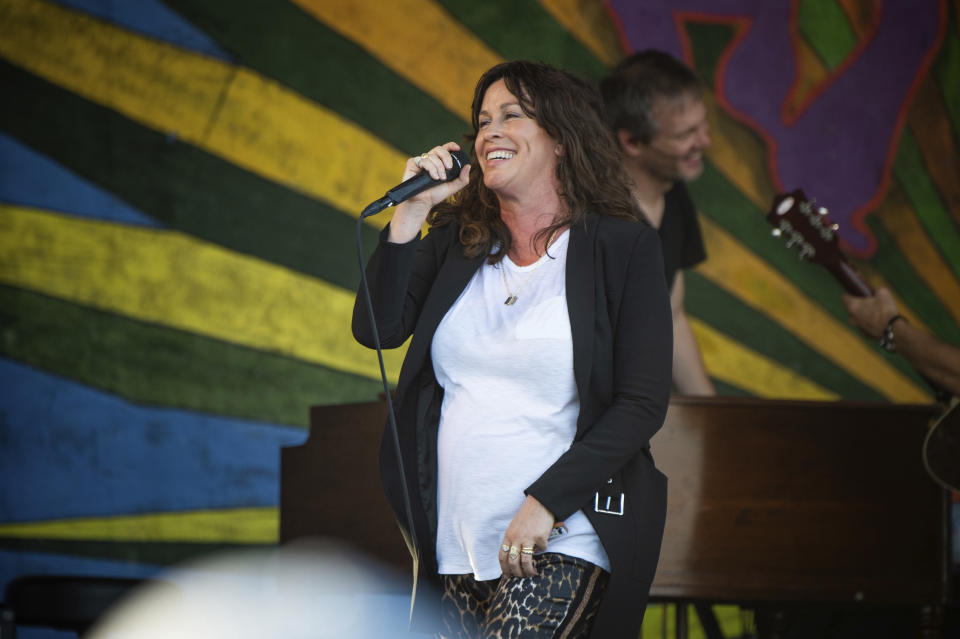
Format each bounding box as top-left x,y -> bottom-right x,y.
352,60 -> 672,639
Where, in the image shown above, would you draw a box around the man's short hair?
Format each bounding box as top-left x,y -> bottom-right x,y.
600,50 -> 702,144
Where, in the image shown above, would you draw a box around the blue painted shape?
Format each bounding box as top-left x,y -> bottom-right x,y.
0,359 -> 307,522
50,0 -> 232,62
0,549 -> 160,588
0,133 -> 162,227
13,629 -> 76,639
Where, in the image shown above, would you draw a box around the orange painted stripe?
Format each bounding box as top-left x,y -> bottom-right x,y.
908,76 -> 960,227
783,37 -> 831,122
875,184 -> 960,325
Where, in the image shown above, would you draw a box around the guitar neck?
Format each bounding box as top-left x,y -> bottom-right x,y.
830,259 -> 874,297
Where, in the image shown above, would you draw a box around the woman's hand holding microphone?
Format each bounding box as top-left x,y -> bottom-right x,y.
388,142 -> 471,244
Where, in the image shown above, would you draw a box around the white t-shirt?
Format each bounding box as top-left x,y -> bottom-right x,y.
431,230 -> 610,580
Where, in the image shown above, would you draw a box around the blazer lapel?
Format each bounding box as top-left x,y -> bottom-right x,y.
567,218 -> 596,415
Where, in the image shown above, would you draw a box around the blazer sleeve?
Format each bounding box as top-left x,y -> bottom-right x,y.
525,227 -> 673,521
351,223 -> 451,349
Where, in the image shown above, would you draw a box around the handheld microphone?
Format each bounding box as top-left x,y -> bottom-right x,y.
360,149 -> 471,218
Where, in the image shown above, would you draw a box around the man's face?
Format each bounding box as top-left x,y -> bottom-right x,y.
638,93 -> 711,183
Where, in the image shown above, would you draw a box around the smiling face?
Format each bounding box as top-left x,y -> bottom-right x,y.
475,79 -> 561,200
638,92 -> 711,183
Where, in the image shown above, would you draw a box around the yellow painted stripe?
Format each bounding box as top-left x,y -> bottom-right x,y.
291,0 -> 500,123
876,185 -> 960,325
0,508 -> 277,544
0,205 -> 406,381
536,0 -> 623,66
0,0 -> 403,228
689,317 -> 839,401
909,76 -> 960,229
695,216 -> 930,402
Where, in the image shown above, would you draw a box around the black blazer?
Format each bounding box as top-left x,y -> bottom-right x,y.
352,213 -> 673,638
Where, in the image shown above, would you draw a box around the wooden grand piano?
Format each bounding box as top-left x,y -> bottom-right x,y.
280,397 -> 952,635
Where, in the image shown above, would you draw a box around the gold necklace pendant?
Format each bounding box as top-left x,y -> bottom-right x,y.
501,239 -> 556,307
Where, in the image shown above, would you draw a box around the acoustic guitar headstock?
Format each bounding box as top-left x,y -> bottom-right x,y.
766,189 -> 873,297
766,189 -> 839,266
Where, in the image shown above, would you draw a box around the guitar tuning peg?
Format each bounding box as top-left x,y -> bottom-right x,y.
818,207 -> 828,215
771,228 -> 782,237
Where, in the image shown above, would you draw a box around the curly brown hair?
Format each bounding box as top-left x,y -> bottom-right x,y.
431,60 -> 641,263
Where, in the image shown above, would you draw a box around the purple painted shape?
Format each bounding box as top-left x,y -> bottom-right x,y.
608,1 -> 942,254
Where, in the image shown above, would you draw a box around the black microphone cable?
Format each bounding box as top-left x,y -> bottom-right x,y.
352,149 -> 470,564
355,213 -> 421,557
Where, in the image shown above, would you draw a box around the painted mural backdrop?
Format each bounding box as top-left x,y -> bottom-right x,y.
1,0 -> 957,636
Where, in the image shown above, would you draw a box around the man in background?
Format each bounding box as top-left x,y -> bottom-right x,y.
600,50 -> 715,395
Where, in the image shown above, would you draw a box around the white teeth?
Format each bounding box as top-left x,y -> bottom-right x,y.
486,150 -> 515,161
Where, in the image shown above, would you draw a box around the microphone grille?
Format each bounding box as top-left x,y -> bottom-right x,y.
450,149 -> 470,175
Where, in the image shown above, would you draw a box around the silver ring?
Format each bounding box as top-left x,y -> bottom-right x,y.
500,544 -> 510,553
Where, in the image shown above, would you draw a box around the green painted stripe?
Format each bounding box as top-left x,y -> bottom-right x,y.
712,379 -> 752,397
685,272 -> 885,402
892,128 -> 960,280
0,58 -> 377,292
0,286 -> 385,427
683,21 -> 738,90
162,0 -> 466,156
864,219 -> 960,345
797,0 -> 859,69
687,162 -> 930,390
434,0 -> 608,80
0,537 -> 267,567
932,15 -> 960,135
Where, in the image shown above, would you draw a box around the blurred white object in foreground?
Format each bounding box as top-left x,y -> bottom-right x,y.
88,540 -> 421,639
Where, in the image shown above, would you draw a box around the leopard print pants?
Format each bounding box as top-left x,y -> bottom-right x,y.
439,553 -> 609,639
